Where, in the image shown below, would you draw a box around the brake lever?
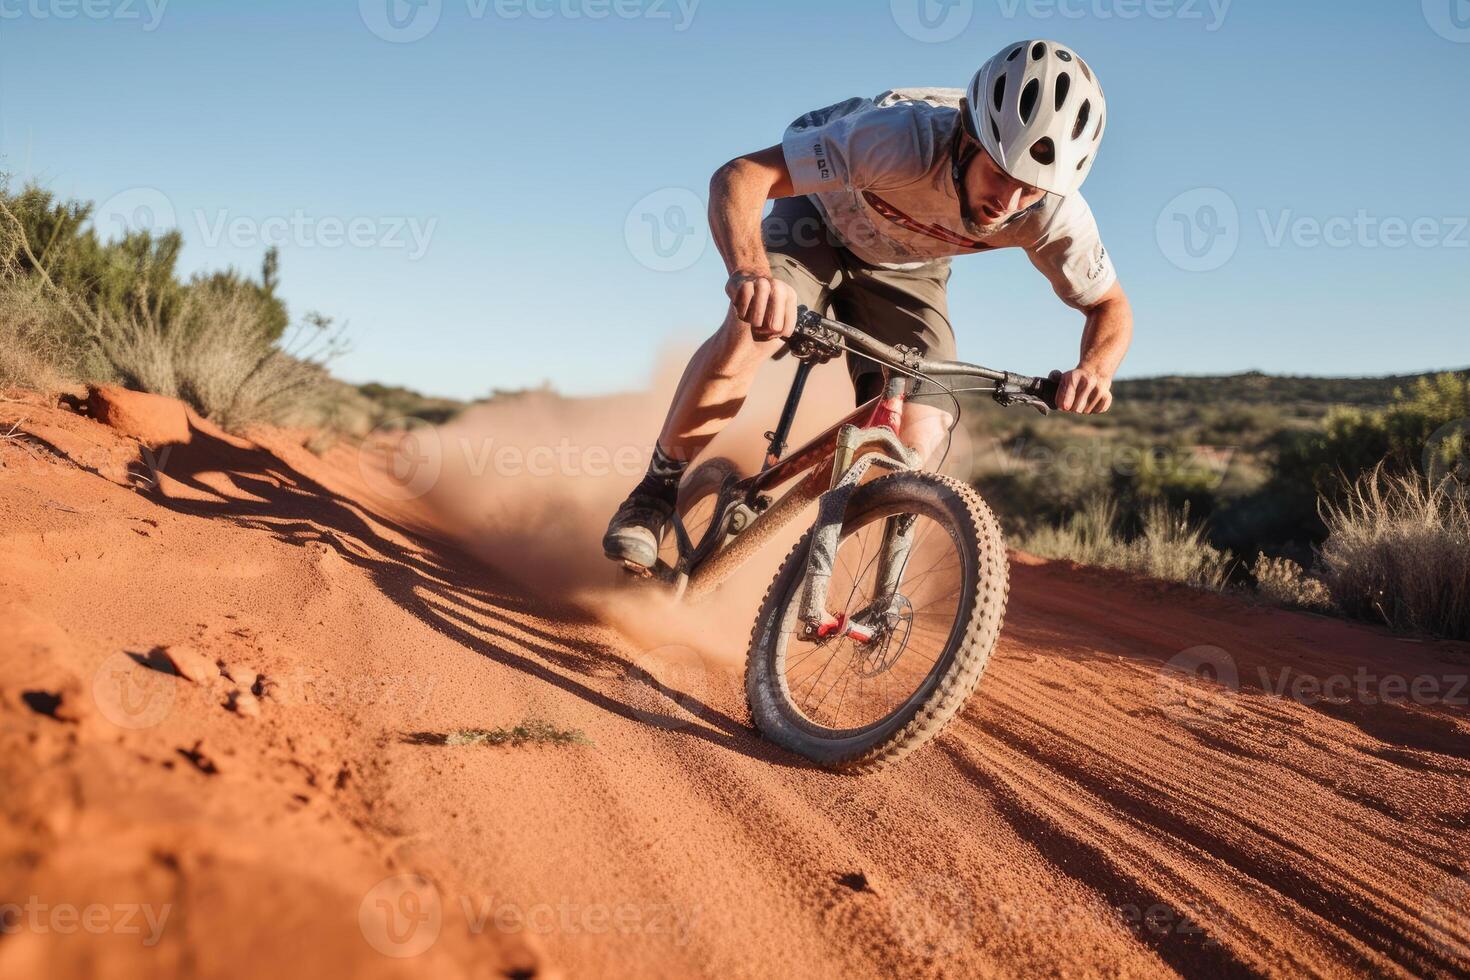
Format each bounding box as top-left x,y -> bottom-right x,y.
992,386 -> 1051,415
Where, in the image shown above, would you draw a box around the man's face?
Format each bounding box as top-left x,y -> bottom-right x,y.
963,147 -> 1048,231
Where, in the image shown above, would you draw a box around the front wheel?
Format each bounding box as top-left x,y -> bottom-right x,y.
744,472 -> 1009,772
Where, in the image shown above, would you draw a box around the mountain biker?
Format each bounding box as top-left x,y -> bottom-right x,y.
604,39 -> 1134,569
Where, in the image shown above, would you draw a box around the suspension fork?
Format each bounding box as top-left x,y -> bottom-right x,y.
798,373 -> 920,638
872,513 -> 919,601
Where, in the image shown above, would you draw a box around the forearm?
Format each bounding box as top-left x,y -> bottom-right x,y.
708,145 -> 793,277
1078,285 -> 1133,379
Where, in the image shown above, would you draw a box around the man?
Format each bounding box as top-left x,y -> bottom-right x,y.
604,38 -> 1133,569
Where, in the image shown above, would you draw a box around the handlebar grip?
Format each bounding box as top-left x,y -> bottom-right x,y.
1036,376 -> 1061,411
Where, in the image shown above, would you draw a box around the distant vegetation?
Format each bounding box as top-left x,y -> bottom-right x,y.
0,179 -> 470,437
969,368 -> 1470,638
3,177 -> 1464,638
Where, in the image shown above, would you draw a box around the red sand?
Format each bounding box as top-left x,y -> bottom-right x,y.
2,386 -> 1467,978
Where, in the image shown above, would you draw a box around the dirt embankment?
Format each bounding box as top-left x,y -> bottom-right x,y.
1,385 -> 1467,979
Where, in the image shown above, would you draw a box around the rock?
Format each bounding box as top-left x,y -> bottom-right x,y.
153,645 -> 216,683
225,690 -> 261,718
86,385 -> 191,448
219,661 -> 254,686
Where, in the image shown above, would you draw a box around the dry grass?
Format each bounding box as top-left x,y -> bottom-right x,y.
1319,467 -> 1470,639
1252,553 -> 1334,612
442,719 -> 592,748
1021,496 -> 1233,590
0,196 -> 361,434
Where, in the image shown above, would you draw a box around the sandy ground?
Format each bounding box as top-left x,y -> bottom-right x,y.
1,385 -> 1468,979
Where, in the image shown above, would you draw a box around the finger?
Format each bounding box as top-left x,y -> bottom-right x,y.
1058,374 -> 1079,412
746,280 -> 770,332
778,288 -> 798,338
1093,389 -> 1113,414
1083,383 -> 1108,414
731,283 -> 754,322
1071,377 -> 1098,414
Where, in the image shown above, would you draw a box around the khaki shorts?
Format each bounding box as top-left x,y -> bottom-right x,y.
761,195 -> 957,404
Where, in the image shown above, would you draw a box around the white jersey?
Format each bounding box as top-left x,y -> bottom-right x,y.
781,88 -> 1117,310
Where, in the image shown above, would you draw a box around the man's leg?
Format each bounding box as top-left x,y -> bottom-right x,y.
604,197 -> 838,568
838,258 -> 958,469
656,307 -> 785,461
600,313 -> 787,569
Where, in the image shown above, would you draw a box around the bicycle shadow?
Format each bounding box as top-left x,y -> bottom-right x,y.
127,418 -> 805,767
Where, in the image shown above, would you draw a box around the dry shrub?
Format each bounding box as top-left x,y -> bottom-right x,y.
0,193 -> 358,433
1319,467 -> 1470,639
1021,496 -> 1232,590
1252,553 -> 1333,611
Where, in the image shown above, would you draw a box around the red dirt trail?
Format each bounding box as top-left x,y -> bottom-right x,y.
1,387 -> 1467,979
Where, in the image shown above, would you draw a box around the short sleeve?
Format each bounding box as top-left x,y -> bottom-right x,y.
1024,192 -> 1117,310
781,100 -> 936,197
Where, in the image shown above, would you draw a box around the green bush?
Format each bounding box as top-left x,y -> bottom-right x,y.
0,179 -> 354,432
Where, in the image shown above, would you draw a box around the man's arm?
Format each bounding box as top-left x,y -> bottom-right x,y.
709,145 -> 797,339
1054,280 -> 1133,414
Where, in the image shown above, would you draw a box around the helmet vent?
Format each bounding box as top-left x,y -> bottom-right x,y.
1076,155 -> 1090,172
1072,100 -> 1092,141
1055,73 -> 1071,111
1030,138 -> 1055,166
992,75 -> 1006,113
990,115 -> 1002,145
1077,58 -> 1093,82
1006,44 -> 1024,62
1095,109 -> 1104,142
1057,49 -> 1073,62
1031,42 -> 1046,61
1019,78 -> 1040,124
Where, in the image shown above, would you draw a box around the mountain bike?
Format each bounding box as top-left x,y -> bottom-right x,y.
637,306 -> 1059,771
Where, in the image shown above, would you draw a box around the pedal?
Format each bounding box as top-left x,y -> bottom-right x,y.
619,560 -> 655,579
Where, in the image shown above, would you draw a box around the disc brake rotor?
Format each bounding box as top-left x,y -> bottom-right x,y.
849,594 -> 914,678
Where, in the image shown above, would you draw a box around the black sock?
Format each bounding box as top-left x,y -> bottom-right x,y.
633,444 -> 689,504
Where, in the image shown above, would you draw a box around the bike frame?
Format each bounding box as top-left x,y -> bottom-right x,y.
665,308 -> 1057,639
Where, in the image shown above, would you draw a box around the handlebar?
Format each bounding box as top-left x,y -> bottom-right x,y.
791,306 -> 1061,413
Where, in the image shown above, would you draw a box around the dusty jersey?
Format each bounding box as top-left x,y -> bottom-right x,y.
780,88 -> 1117,310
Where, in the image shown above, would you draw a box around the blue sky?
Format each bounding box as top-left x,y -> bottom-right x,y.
2,1 -> 1466,399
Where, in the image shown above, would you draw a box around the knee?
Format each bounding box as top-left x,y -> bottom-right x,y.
902,409 -> 955,466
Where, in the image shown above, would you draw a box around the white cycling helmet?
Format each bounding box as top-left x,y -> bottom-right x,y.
964,39 -> 1106,196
